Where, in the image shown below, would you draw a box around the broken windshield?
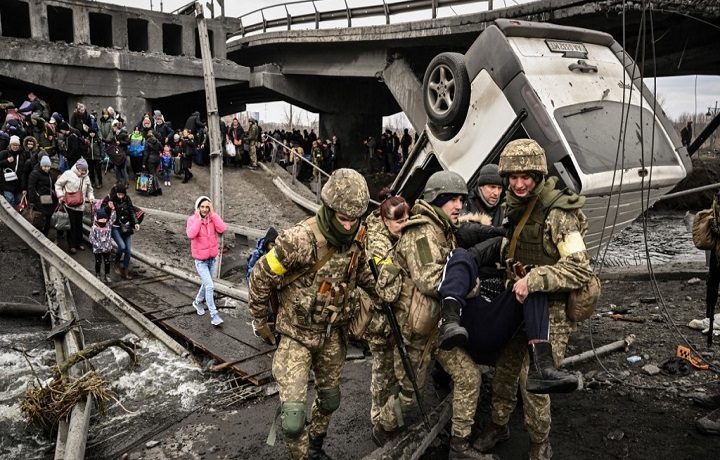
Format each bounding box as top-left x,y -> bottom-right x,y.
555,101 -> 678,175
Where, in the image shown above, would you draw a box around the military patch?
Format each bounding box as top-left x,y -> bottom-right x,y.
416,236 -> 433,265
557,231 -> 586,258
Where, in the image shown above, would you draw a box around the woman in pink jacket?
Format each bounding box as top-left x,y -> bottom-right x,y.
187,195 -> 227,326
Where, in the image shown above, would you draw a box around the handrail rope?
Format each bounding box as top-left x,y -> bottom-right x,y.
264,133 -> 381,206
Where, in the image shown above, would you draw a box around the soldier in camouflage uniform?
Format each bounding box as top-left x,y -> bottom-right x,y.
363,188 -> 410,428
473,139 -> 593,460
248,168 -> 378,460
373,171 -> 495,460
247,118 -> 259,168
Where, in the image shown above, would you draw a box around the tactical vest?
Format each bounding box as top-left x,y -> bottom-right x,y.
512,184 -> 584,268
278,216 -> 361,338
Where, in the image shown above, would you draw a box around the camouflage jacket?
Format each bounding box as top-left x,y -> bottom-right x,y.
504,178 -> 594,296
377,200 -> 456,339
248,216 -> 377,350
361,212 -> 395,344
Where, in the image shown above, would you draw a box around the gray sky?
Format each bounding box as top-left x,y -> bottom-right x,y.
103,0 -> 719,125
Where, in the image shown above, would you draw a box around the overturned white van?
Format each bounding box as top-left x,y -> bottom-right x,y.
393,19 -> 691,253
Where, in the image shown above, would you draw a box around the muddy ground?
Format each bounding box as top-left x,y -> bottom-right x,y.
2,159 -> 720,459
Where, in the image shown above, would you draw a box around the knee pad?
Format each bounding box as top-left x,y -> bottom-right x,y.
316,387 -> 341,415
280,401 -> 306,439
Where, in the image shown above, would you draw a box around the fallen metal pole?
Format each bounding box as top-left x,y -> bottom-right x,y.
138,206 -> 266,239
80,222 -> 249,301
44,262 -> 93,460
363,394 -> 452,460
0,196 -> 186,356
655,182 -> 720,202
0,302 -> 47,317
561,334 -> 636,367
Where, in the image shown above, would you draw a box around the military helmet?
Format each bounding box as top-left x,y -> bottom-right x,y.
497,139 -> 548,176
321,168 -> 369,218
423,170 -> 468,203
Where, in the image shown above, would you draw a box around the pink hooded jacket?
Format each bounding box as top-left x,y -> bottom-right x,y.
186,212 -> 227,260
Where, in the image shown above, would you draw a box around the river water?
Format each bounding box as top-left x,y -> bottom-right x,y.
0,211 -> 705,459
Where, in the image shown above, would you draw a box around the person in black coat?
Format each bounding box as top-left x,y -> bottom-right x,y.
465,163 -> 505,228
102,182 -> 139,279
0,135 -> 31,206
184,111 -> 205,134
27,156 -> 56,235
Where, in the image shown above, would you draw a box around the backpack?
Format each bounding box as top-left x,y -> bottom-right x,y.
38,99 -> 51,120
692,208 -> 718,250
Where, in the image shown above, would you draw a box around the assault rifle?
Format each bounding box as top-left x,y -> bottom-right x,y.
368,258 -> 431,431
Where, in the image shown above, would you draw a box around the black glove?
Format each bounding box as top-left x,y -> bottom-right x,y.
466,236 -> 503,269
456,222 -> 507,249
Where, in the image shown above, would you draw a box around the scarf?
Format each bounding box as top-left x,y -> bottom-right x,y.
316,205 -> 358,248
431,204 -> 459,232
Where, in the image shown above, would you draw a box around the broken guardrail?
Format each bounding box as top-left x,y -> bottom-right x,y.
0,196 -> 186,356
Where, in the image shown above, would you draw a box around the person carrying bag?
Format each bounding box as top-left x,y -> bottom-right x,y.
55,159 -> 94,254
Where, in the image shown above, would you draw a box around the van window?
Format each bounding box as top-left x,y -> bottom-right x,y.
555,101 -> 677,175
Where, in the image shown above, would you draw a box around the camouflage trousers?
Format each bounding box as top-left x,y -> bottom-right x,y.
490,302 -> 573,443
436,347 -> 481,438
376,330 -> 437,431
272,331 -> 346,460
249,140 -> 258,166
368,342 -> 397,425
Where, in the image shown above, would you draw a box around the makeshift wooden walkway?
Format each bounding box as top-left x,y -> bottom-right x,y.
113,275 -> 275,385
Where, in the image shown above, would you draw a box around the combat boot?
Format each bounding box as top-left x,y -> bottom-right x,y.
438,298 -> 468,350
527,342 -> 578,394
371,424 -> 397,447
472,422 -> 510,452
449,436 -> 499,460
529,440 -> 552,460
308,435 -> 332,460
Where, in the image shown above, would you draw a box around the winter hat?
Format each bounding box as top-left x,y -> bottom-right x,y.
9,135 -> 20,145
51,112 -> 63,124
195,195 -> 211,209
476,164 -> 503,187
58,121 -> 70,132
96,208 -> 108,220
432,193 -> 458,208
39,155 -> 51,167
115,182 -> 127,194
173,133 -> 180,141
75,158 -> 88,171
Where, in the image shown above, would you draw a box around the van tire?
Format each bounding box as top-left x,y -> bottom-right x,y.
423,52 -> 470,129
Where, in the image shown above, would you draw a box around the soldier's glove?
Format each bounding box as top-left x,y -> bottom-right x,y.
252,318 -> 277,346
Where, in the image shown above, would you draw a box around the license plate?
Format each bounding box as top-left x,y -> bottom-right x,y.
545,40 -> 587,54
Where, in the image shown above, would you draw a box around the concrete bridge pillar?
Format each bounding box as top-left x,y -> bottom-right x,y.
319,112 -> 382,170
148,20 -> 163,54
74,5 -> 90,45
28,0 -> 49,41
182,23 -> 195,57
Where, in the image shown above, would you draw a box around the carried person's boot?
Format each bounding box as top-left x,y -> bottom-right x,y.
527,342 -> 578,394
529,440 -> 553,460
438,298 -> 468,350
308,435 -> 332,460
449,436 -> 498,460
472,422 -> 510,452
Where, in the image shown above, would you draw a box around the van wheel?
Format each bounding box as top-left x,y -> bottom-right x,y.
423,52 -> 470,128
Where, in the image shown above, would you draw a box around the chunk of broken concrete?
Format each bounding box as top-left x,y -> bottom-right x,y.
642,364 -> 661,376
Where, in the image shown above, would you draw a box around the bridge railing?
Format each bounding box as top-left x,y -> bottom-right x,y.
233,0 -> 493,37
